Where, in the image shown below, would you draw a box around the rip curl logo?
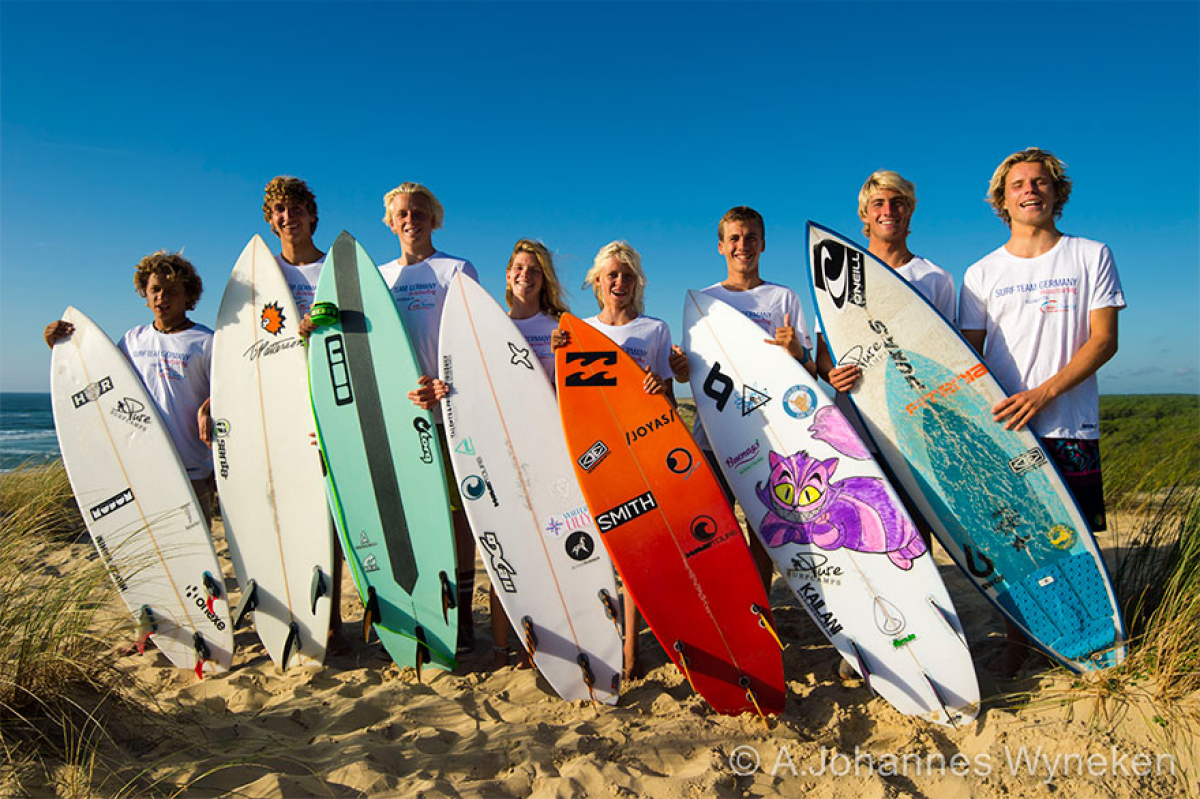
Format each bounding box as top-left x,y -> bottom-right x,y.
260,302 -> 286,335
111,397 -> 152,431
72,376 -> 114,408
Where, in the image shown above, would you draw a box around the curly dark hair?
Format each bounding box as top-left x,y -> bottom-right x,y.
133,250 -> 203,310
263,175 -> 319,232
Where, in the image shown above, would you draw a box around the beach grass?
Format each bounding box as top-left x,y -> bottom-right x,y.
0,460 -> 130,796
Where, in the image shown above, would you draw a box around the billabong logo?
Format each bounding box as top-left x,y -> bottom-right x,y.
260,302 -> 286,335
72,376 -> 114,408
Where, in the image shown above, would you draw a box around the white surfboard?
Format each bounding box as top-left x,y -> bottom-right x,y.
211,235 -> 333,670
439,274 -> 624,703
683,291 -> 979,726
50,306 -> 233,677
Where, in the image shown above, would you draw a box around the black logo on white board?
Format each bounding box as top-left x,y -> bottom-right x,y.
565,531 -> 595,562
703,362 -> 735,412
72,376 -> 114,408
813,240 -> 866,310
89,489 -> 134,521
508,342 -> 533,369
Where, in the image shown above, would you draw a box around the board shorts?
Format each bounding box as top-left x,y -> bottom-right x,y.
1044,438 -> 1106,532
435,424 -> 462,512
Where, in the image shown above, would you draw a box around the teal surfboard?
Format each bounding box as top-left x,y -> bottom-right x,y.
808,222 -> 1125,672
308,231 -> 458,671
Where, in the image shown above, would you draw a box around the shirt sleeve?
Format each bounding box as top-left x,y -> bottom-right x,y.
934,272 -> 957,322
1089,244 -> 1126,311
958,266 -> 987,330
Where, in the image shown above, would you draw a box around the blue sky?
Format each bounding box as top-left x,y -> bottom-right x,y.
2,1 -> 1197,396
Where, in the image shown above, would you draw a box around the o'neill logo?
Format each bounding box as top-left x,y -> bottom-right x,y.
812,238 -> 866,311
72,376 -> 114,408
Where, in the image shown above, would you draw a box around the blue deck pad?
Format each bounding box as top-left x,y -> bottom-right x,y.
998,554 -> 1117,662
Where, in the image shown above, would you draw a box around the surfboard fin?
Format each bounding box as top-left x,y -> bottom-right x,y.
232,579 -> 258,629
751,603 -> 786,651
310,566 -> 328,615
281,622 -> 301,670
363,587 -> 379,643
522,616 -> 538,655
598,589 -> 622,635
136,605 -> 158,654
926,596 -> 969,649
201,571 -> 222,615
923,672 -> 958,729
672,641 -> 698,695
414,626 -> 431,681
848,639 -> 872,692
192,633 -> 211,679
440,571 -> 456,624
577,653 -> 597,704
739,675 -> 769,727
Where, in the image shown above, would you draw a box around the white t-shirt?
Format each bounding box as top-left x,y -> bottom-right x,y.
119,324 -> 214,479
275,253 -> 324,318
896,256 -> 956,321
512,312 -> 559,381
583,315 -> 673,379
959,235 -> 1126,439
694,281 -> 811,450
378,252 -> 479,378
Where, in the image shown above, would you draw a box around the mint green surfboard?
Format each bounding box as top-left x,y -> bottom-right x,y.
308,231 -> 458,671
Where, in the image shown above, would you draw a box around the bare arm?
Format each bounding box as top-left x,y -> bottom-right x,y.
989,307 -> 1120,431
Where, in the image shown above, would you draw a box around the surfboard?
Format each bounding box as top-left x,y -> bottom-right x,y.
554,313 -> 786,716
439,275 -> 624,703
307,231 -> 458,672
50,306 -> 233,677
807,221 -> 1125,672
211,235 -> 333,670
683,291 -> 979,726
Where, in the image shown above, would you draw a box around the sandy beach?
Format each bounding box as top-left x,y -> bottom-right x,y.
10,504 -> 1189,799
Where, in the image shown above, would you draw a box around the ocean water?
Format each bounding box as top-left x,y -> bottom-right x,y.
0,393 -> 59,471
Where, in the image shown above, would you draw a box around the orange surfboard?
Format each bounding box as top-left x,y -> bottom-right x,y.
555,313 -> 786,716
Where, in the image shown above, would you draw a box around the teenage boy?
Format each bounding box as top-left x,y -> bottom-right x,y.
257,175 -> 350,657
669,206 -> 815,593
44,252 -> 216,522
959,147 -> 1125,675
818,170 -> 956,392
378,181 -> 480,655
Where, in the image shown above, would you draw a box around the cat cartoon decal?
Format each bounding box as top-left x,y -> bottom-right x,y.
755,406 -> 925,570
